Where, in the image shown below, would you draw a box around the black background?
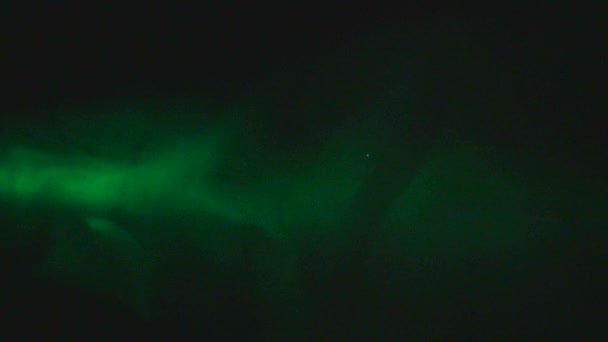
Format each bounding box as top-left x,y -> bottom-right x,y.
3,3 -> 604,171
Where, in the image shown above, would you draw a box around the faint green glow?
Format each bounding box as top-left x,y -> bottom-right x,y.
381,146 -> 540,261
84,216 -> 139,245
38,215 -> 149,317
5,100 -> 602,338
0,110 -> 384,324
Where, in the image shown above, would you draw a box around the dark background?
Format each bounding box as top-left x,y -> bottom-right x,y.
3,3 -> 604,171
1,2 -> 605,339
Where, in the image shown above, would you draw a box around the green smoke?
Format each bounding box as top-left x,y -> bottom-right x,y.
1,98 -> 606,339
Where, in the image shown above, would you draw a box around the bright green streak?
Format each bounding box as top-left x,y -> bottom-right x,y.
0,119 -> 370,235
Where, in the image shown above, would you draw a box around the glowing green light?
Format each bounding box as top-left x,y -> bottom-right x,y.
2,99 -> 605,339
